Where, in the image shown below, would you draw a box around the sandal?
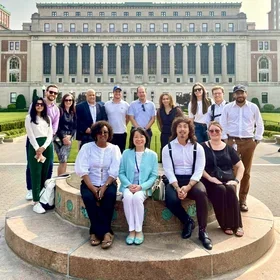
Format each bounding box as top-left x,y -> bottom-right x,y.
90,234 -> 101,246
235,227 -> 244,237
223,228 -> 234,235
101,232 -> 114,249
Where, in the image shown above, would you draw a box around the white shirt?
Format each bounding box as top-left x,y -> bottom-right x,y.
162,138 -> 205,184
88,102 -> 96,123
25,115 -> 53,151
188,101 -> 208,123
205,100 -> 227,126
105,100 -> 129,133
220,100 -> 264,140
75,142 -> 121,186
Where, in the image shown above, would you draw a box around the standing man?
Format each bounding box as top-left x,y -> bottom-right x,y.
128,86 -> 156,147
76,89 -> 107,147
206,85 -> 227,125
105,85 -> 129,153
220,85 -> 264,212
25,84 -> 60,200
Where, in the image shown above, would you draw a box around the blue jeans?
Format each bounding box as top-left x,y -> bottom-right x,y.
194,122 -> 209,143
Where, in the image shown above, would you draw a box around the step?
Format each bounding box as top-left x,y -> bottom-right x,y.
5,195 -> 274,280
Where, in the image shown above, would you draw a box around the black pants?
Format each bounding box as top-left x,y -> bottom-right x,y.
165,175 -> 209,229
80,181 -> 117,239
111,133 -> 127,153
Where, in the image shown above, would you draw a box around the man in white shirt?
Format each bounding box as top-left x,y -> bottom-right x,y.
105,85 -> 129,153
206,85 -> 227,125
220,85 -> 264,212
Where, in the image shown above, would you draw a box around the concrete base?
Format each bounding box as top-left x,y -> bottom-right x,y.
5,195 -> 274,280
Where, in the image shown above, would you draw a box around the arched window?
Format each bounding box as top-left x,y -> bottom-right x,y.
258,57 -> 269,82
8,56 -> 20,82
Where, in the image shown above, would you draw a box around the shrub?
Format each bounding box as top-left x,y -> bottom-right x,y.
2,128 -> 26,139
251,97 -> 261,110
32,89 -> 38,103
16,94 -> 27,109
275,107 -> 280,112
264,130 -> 280,138
262,104 -> 275,112
7,104 -> 16,109
0,119 -> 25,132
264,124 -> 280,132
76,93 -> 86,104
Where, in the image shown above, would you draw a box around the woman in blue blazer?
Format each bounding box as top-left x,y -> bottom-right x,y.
119,127 -> 158,245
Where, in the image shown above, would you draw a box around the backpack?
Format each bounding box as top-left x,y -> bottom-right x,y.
210,102 -> 228,122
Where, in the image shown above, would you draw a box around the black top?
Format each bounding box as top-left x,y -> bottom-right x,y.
201,142 -> 240,174
157,107 -> 183,134
56,108 -> 76,140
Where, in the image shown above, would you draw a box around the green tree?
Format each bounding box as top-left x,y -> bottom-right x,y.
251,97 -> 261,110
16,94 -> 27,109
32,89 -> 38,103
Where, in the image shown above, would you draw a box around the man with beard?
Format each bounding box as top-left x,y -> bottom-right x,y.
220,85 -> 264,212
25,85 -> 60,200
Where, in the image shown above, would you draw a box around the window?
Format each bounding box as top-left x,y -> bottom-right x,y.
83,23 -> 89,32
149,12 -> 154,16
202,23 -> 208,32
190,77 -> 193,83
136,23 -> 141,32
176,23 -> 182,32
70,23 -> 76,32
97,78 -> 101,83
258,57 -> 269,82
15,42 -> 19,50
176,78 -> 180,83
10,93 -> 17,103
57,23 -> 63,32
9,57 -> 20,82
202,78 -> 207,83
215,23 -> 221,32
111,12 -> 117,16
215,77 -> 220,83
110,78 -> 114,83
123,23 -> 128,32
197,11 -> 202,16
9,41 -> 20,51
44,23 -> 50,32
87,12 -> 93,16
99,12 -> 105,16
173,11 -> 178,16
185,11 -> 190,17
71,77 -> 75,83
161,11 -> 166,17
84,77 -> 88,83
228,23 -> 234,32
45,77 -> 50,83
262,92 -> 268,103
259,41 -> 270,50
221,11 -> 226,16
229,77 -> 233,83
150,23 -> 155,32
76,12 -> 81,16
58,77 -> 63,83
264,42 -> 269,50
209,11 -> 214,16
63,12 -> 69,17
163,78 -> 168,83
96,23 -> 101,32
189,23 -> 195,32
163,23 -> 168,32
136,12 -> 141,16
109,23 -> 115,32
52,11 -> 57,16
124,12 -> 129,16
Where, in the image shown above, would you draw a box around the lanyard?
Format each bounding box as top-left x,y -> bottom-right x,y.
135,153 -> 140,174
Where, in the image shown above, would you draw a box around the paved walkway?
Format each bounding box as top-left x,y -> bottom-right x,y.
0,137 -> 280,279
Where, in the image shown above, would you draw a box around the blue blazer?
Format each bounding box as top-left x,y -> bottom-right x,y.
119,148 -> 158,196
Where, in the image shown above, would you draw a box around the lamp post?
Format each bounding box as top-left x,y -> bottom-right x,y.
151,91 -> 154,102
123,91 -> 127,101
42,85 -> 46,97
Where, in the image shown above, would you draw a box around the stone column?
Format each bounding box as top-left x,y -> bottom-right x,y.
182,43 -> 189,83
195,43 -> 201,82
156,43 -> 162,83
76,43 -> 83,83
208,43 -> 215,83
142,43 -> 149,83
116,43 -> 122,83
89,43 -> 95,83
102,43 -> 108,83
169,43 -> 175,83
129,43 -> 135,83
222,43 -> 228,83
50,43 -> 56,83
63,43 -> 69,83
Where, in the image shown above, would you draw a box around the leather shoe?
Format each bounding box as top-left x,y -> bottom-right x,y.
199,231 -> 212,250
181,218 -> 195,239
240,203 -> 248,212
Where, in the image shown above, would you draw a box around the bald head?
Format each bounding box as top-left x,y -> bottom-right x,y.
86,89 -> 96,105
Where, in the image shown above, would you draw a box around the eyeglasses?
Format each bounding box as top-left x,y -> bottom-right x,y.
36,103 -> 44,107
64,99 -> 73,102
141,104 -> 146,112
194,88 -> 202,92
48,90 -> 58,96
208,129 -> 221,134
97,131 -> 109,135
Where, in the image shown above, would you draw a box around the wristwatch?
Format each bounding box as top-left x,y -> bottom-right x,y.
255,140 -> 260,144
234,178 -> 239,184
105,183 -> 109,188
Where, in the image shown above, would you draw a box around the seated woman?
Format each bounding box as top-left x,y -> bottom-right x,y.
75,121 -> 121,249
201,121 -> 245,237
119,127 -> 158,245
25,98 -> 53,214
54,93 -> 76,176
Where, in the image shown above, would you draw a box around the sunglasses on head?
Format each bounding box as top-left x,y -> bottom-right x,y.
36,103 -> 44,107
141,104 -> 146,112
208,129 -> 221,134
48,90 -> 58,95
194,88 -> 202,92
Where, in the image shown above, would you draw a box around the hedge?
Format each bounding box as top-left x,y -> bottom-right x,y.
0,120 -> 25,132
0,108 -> 28,112
264,130 -> 280,138
2,128 -> 26,139
264,124 -> 280,132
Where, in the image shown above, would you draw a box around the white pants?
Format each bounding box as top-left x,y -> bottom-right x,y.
122,188 -> 147,232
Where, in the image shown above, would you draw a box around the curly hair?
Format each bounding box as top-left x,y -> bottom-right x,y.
30,97 -> 50,126
170,117 -> 197,144
190,82 -> 211,115
91,121 -> 113,142
129,127 -> 150,149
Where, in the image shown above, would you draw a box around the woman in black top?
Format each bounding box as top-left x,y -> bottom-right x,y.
54,93 -> 76,175
201,121 -> 245,237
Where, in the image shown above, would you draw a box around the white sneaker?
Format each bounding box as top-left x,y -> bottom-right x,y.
33,203 -> 46,214
25,190 -> 33,200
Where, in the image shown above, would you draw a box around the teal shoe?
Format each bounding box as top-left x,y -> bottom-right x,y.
126,235 -> 135,245
134,233 -> 144,245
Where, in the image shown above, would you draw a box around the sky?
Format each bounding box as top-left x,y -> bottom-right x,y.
1,0 -> 271,30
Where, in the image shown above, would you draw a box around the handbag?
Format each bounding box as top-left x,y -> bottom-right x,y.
151,176 -> 165,201
208,141 -> 235,182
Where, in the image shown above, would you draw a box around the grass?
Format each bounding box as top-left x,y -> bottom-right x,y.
0,112 -> 27,123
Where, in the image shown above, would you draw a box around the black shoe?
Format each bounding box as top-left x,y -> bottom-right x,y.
199,231 -> 213,250
181,218 -> 195,239
240,203 -> 248,212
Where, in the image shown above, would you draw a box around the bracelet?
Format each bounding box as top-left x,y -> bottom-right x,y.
234,178 -> 239,184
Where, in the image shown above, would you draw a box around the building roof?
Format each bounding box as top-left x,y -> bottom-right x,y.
0,4 -> 11,15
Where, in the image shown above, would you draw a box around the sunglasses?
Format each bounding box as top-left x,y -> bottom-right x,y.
64,99 -> 73,102
36,103 -> 44,107
48,90 -> 58,95
141,104 -> 146,112
97,131 -> 109,135
194,88 -> 202,92
208,129 -> 221,134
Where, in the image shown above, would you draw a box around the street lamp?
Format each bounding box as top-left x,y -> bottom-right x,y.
151,91 -> 154,102
42,85 -> 46,97
123,91 -> 127,101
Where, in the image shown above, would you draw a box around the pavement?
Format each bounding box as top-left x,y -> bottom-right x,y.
0,136 -> 280,279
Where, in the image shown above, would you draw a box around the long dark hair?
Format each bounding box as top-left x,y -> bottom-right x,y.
190,82 -> 210,115
30,97 -> 50,126
59,93 -> 76,115
170,117 -> 196,144
129,127 -> 150,149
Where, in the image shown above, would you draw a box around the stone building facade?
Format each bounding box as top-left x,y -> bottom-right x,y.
0,2 -> 279,108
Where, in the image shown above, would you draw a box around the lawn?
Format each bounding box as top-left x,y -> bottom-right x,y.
0,112 -> 27,123
262,113 -> 280,124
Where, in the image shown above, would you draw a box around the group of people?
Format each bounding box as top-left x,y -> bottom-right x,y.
24,82 -> 264,251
